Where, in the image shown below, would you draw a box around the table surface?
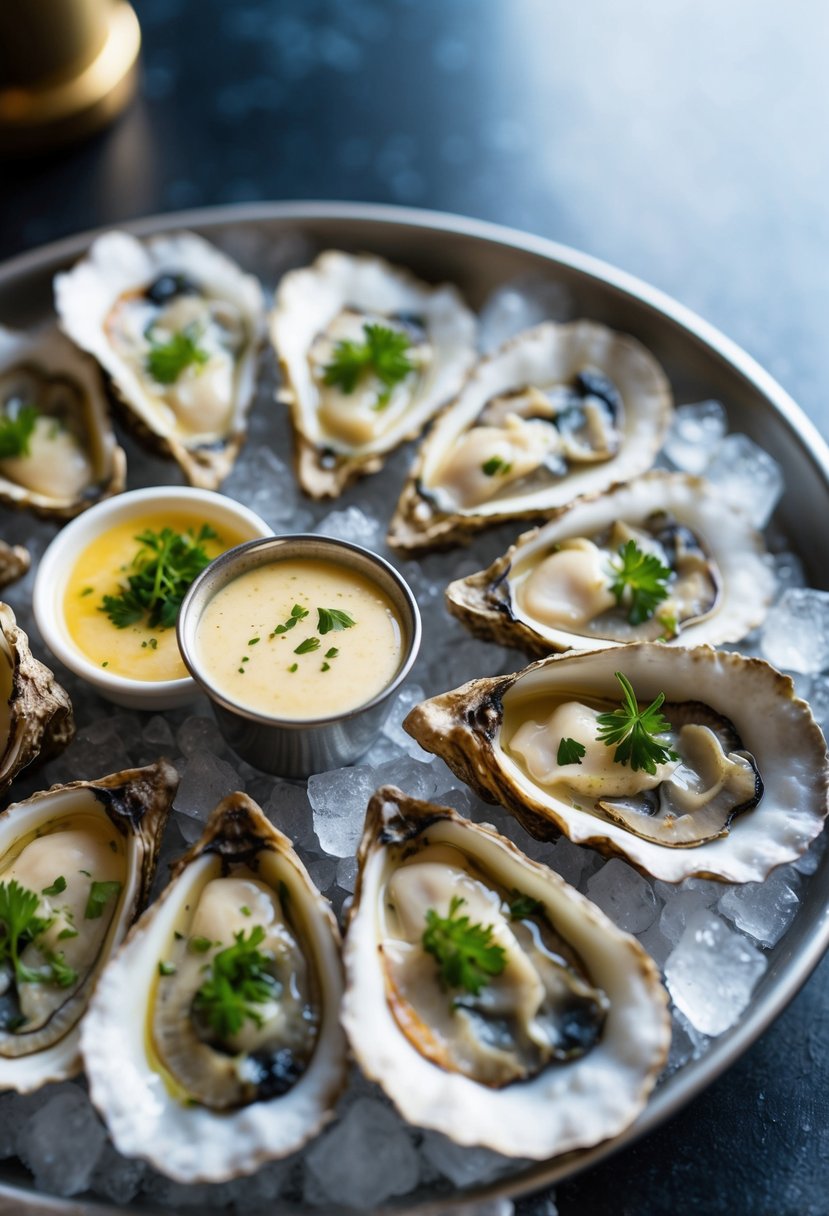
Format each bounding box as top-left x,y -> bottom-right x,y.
2,2 -> 828,1213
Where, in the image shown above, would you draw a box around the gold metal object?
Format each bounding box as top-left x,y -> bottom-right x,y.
0,0 -> 141,154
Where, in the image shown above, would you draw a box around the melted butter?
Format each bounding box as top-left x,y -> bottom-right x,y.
195,556 -> 403,719
63,510 -> 246,681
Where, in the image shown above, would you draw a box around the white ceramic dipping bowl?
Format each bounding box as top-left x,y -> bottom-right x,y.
33,486 -> 273,710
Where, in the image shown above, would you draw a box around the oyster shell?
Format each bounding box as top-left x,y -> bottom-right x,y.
0,759 -> 176,1093
55,231 -> 266,489
82,792 -> 347,1183
0,543 -> 30,591
342,785 -> 670,1158
270,251 -> 477,497
0,602 -> 74,800
446,472 -> 776,654
388,321 -> 673,552
403,644 -> 829,883
0,325 -> 126,519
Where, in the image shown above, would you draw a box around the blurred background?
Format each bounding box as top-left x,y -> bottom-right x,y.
2,1 -> 828,1213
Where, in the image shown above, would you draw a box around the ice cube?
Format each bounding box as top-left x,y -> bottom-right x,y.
89,1142 -> 148,1205
336,855 -> 358,893
665,1008 -> 709,1073
659,887 -> 719,946
173,753 -> 244,841
702,433 -> 784,528
420,1130 -> 517,1187
662,400 -> 727,474
308,765 -> 377,857
176,715 -> 228,759
760,588 -> 829,674
807,673 -> 829,738
303,1097 -> 421,1208
314,504 -> 384,551
546,835 -> 590,888
221,445 -> 313,530
664,909 -> 767,1036
718,868 -> 799,947
381,683 -> 435,761
142,714 -> 176,750
262,780 -> 316,849
479,276 -> 571,353
307,855 -> 338,895
18,1086 -> 107,1197
585,859 -> 658,934
636,920 -> 672,971
771,550 -> 806,594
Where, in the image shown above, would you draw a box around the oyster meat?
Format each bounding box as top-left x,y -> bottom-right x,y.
0,760 -> 176,1093
55,231 -> 266,489
446,472 -> 776,654
342,786 -> 670,1159
0,325 -> 126,519
403,644 -> 829,883
0,601 -> 74,801
388,321 -> 673,552
270,250 -> 477,497
82,792 -> 347,1183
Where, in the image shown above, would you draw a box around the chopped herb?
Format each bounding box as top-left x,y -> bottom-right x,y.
57,926 -> 78,941
270,604 -> 309,636
240,905 -> 251,917
140,637 -> 158,650
45,952 -> 78,988
189,935 -> 213,954
322,323 -> 414,408
422,895 -> 506,997
608,540 -> 672,626
100,524 -> 219,631
288,662 -> 298,673
317,607 -> 356,635
321,662 -> 331,672
84,880 -> 122,920
79,870 -> 91,877
596,671 -> 679,775
241,655 -> 249,663
237,666 -> 245,674
80,587 -> 94,598
0,879 -> 78,989
0,405 -> 38,460
294,636 -> 320,654
658,610 -> 679,640
145,324 -> 209,385
325,647 -> 339,659
557,737 -> 586,766
192,924 -> 280,1040
481,455 -> 513,477
174,930 -> 184,941
41,877 -> 66,896
158,960 -> 176,976
508,890 -> 544,921
101,661 -> 109,668
248,637 -> 260,646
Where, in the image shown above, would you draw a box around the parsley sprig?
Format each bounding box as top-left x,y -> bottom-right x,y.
145,324 -> 209,385
608,540 -> 672,626
192,925 -> 280,1041
595,672 -> 679,775
0,879 -> 78,991
322,323 -> 414,409
0,406 -> 38,460
100,524 -> 218,630
270,604 -> 308,637
481,455 -> 513,477
317,607 -> 356,635
422,896 -> 506,996
557,737 -> 586,766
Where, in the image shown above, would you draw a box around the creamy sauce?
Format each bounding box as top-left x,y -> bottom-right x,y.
64,511 -> 246,681
195,557 -> 403,719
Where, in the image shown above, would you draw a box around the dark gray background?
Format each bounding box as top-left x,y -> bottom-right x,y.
2,1 -> 828,1212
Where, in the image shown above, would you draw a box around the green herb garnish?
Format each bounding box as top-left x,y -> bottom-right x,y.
294,636 -> 320,654
80,587 -> 94,598
158,960 -> 176,976
0,879 -> 78,990
270,604 -> 309,637
288,662 -> 298,672
557,737 -> 586,766
321,662 -> 331,672
325,647 -> 339,659
145,324 -> 209,384
84,880 -> 122,921
608,540 -> 672,626
100,524 -> 219,630
41,877 -> 66,897
248,637 -> 260,646
189,936 -> 213,954
595,671 -> 679,775
507,890 -> 543,921
317,608 -> 356,635
192,925 -> 280,1040
0,406 -> 38,459
421,896 -> 506,996
322,323 -> 414,409
481,455 -> 513,477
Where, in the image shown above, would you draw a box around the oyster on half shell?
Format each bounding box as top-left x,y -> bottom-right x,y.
0,602 -> 74,801
55,231 -> 266,489
82,792 -> 347,1183
446,472 -> 776,655
403,644 -> 829,883
341,786 -> 670,1159
0,325 -> 126,519
270,251 -> 477,497
0,760 -> 177,1093
388,321 -> 673,552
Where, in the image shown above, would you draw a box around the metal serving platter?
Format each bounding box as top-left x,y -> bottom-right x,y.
0,202 -> 827,1215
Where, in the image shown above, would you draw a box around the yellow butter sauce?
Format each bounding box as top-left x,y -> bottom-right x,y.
195,557 -> 403,719
64,511 -> 246,681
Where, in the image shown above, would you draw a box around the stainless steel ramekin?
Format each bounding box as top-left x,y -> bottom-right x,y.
177,534 -> 422,778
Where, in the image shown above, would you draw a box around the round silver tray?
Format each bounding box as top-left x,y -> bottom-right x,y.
0,202 -> 827,1215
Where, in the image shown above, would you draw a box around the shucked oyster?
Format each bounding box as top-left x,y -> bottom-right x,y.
446,473 -> 776,655
404,644 -> 829,883
0,760 -> 176,1093
388,321 -> 672,552
55,231 -> 266,489
0,325 -> 126,519
0,602 -> 74,801
270,251 -> 477,497
83,792 -> 347,1183
342,786 -> 670,1159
